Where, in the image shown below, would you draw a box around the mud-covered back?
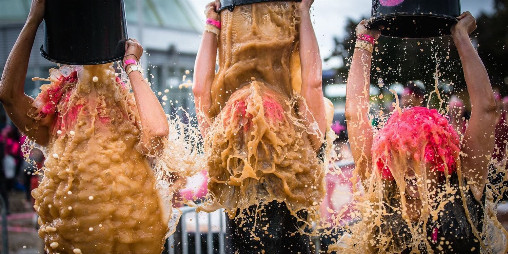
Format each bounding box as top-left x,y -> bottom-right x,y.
210,2 -> 302,118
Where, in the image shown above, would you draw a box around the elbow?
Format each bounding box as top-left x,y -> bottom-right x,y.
301,79 -> 323,100
192,79 -> 210,98
486,104 -> 500,122
303,73 -> 323,91
0,83 -> 19,107
139,127 -> 168,156
476,97 -> 500,120
153,128 -> 169,138
192,81 -> 203,97
152,122 -> 169,138
0,82 -> 9,105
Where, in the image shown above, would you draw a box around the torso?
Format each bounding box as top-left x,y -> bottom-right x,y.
31,65 -> 167,254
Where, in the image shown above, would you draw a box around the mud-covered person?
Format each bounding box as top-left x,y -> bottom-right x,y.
0,0 -> 171,253
193,0 -> 327,252
344,12 -> 503,253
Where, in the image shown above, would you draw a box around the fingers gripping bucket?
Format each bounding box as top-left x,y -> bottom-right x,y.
369,0 -> 461,38
219,0 -> 301,12
41,0 -> 128,65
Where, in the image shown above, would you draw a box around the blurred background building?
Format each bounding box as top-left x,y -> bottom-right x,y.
0,0 -> 202,117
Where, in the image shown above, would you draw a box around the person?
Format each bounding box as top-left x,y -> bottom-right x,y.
0,0 -> 170,253
494,96 -> 508,165
447,95 -> 467,135
401,80 -> 425,108
193,0 -> 326,252
2,124 -> 26,191
0,130 -> 7,214
345,12 -> 501,253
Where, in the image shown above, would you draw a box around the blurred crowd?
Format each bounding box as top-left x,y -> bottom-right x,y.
0,109 -> 44,215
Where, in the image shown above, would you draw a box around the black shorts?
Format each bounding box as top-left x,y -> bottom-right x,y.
225,200 -> 311,254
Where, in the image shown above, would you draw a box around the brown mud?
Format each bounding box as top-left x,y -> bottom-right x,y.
30,64 -> 168,254
200,2 -> 326,221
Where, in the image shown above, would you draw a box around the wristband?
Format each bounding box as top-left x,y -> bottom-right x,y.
124,59 -> 137,67
357,34 -> 376,45
206,18 -> 221,29
205,24 -> 220,36
355,40 -> 374,53
126,64 -> 143,76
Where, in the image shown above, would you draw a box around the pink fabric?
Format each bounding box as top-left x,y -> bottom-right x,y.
225,95 -> 285,132
357,34 -> 376,45
124,59 -> 137,67
494,113 -> 508,162
206,18 -> 221,29
180,170 -> 209,201
432,227 -> 438,242
262,96 -> 284,122
116,76 -> 128,89
2,126 -> 24,159
34,69 -> 128,134
320,163 -> 356,226
380,0 -> 404,7
36,71 -> 78,116
373,107 -> 460,180
331,122 -> 346,135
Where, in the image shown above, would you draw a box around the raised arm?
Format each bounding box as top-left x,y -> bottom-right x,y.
453,12 -> 499,200
299,0 -> 326,151
345,21 -> 380,180
192,1 -> 220,137
123,39 -> 169,155
0,0 -> 52,146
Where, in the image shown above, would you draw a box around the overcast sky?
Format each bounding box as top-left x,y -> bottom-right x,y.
190,0 -> 494,68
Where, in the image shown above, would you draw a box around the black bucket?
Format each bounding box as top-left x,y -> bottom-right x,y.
369,0 -> 461,38
220,0 -> 301,12
41,0 -> 128,65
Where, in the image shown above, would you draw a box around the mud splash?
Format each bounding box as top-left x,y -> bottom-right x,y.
204,81 -> 324,218
30,64 -> 169,254
209,2 -> 302,118
200,2 -> 325,220
329,41 -> 508,252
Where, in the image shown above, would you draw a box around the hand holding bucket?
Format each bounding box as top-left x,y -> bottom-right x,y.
369,0 -> 461,38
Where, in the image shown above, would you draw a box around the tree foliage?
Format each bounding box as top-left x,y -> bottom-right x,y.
326,1 -> 508,95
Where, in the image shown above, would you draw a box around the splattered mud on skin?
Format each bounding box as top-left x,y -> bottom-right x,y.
29,64 -> 174,254
199,2 -> 326,223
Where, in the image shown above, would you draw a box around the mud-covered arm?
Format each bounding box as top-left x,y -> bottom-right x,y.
453,12 -> 499,201
124,39 -> 169,156
345,21 -> 380,181
0,0 -> 52,146
193,1 -> 220,137
299,0 -> 326,151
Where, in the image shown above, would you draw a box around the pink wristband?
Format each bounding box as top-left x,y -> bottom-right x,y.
357,34 -> 376,45
206,18 -> 221,29
124,59 -> 137,67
